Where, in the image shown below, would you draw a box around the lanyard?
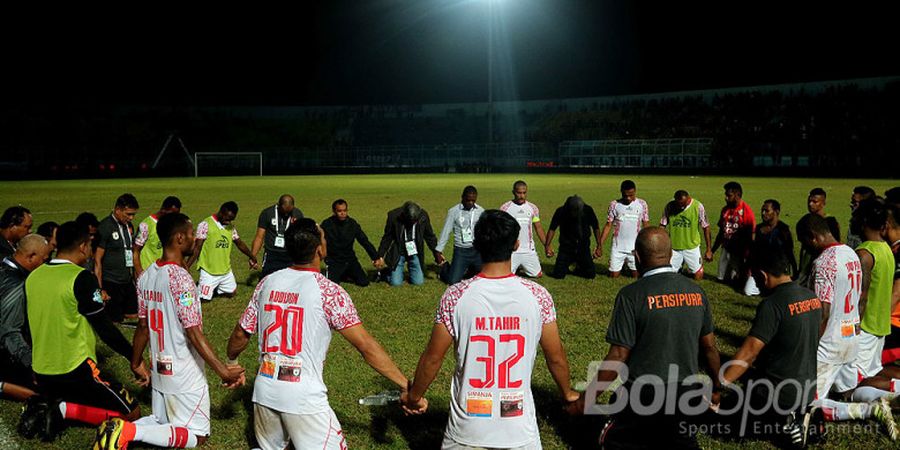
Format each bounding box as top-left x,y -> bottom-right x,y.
274,206 -> 291,234
404,224 -> 416,241
2,257 -> 17,269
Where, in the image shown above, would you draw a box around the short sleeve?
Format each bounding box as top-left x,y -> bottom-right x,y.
519,279 -> 556,324
434,285 -> 464,338
168,267 -> 202,328
659,211 -> 669,226
320,278 -> 361,330
549,208 -> 561,231
698,202 -> 710,228
195,220 -> 209,240
74,270 -> 104,317
257,209 -> 269,229
700,293 -> 713,335
232,227 -> 240,241
813,256 -> 836,304
744,203 -> 757,231
606,293 -> 636,348
531,203 -> 541,223
607,201 -> 617,223
239,279 -> 266,334
640,200 -> 649,222
97,220 -> 112,249
748,299 -> 779,344
137,276 -> 147,319
134,222 -> 150,247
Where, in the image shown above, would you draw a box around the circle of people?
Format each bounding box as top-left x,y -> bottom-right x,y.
1,180 -> 899,449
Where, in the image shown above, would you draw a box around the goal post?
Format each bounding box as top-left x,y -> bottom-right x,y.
194,152 -> 263,177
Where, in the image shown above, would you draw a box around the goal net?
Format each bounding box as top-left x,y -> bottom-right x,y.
194,152 -> 263,177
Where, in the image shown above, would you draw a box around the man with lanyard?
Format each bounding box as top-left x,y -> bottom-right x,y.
437,186 -> 485,285
710,181 -> 759,295
0,234 -> 49,402
573,227 -> 720,449
25,222 -> 149,441
0,206 -> 33,259
252,194 -> 304,278
133,196 -> 181,279
660,190 -> 712,281
226,219 -> 409,450
321,199 -> 381,286
403,210 -> 579,449
376,201 -> 443,286
95,193 -> 140,323
598,179 -> 650,278
499,180 -> 548,278
186,201 -> 258,301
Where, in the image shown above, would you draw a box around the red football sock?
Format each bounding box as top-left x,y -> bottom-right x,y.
59,402 -> 123,426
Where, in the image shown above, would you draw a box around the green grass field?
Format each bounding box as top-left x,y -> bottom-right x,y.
0,174 -> 897,450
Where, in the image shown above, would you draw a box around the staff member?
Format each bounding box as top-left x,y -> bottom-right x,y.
436,185 -> 484,285
321,199 -> 380,287
95,193 -> 140,323
251,194 -> 304,277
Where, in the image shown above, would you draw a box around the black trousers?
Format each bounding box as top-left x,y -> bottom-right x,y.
326,259 -> 370,287
262,251 -> 293,278
551,245 -> 596,279
104,280 -> 137,322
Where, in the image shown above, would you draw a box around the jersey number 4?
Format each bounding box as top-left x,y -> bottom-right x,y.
262,305 -> 304,356
149,309 -> 165,352
468,334 -> 525,389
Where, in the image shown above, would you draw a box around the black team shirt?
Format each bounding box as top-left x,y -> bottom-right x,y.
320,216 -> 378,264
748,281 -> 822,410
606,267 -> 713,383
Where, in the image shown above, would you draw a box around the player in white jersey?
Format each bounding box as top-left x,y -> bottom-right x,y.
94,213 -> 245,449
796,214 -> 898,439
499,180 -> 547,278
226,218 -> 410,450
403,210 -> 578,450
598,180 -> 650,278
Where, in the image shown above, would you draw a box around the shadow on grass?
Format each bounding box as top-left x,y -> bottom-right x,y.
532,385 -> 608,449
368,398 -> 448,448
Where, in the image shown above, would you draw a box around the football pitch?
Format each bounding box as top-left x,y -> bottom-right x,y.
0,173 -> 897,449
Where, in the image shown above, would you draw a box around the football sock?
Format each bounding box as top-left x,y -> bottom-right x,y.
134,424 -> 198,448
59,402 -> 122,426
850,386 -> 894,402
814,399 -> 872,421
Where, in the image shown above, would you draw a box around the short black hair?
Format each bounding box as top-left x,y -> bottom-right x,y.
162,196 -> 182,210
75,212 -> 99,228
220,201 -> 239,214
809,187 -> 826,198
513,180 -> 527,191
886,204 -> 900,228
763,199 -> 781,212
796,213 -> 832,242
462,185 -> 478,197
885,187 -> 900,206
115,193 -> 139,210
853,198 -> 887,231
853,186 -> 876,198
674,190 -> 689,200
473,210 -> 520,263
332,199 -> 348,211
56,221 -> 91,252
157,213 -> 192,248
620,180 -> 636,191
724,181 -> 743,195
0,206 -> 31,229
285,218 -> 321,265
36,221 -> 59,239
749,241 -> 792,277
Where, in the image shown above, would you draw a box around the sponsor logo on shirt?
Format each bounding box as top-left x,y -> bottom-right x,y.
112,231 -> 120,240
92,289 -> 104,304
500,391 -> 524,418
466,391 -> 493,417
179,291 -> 195,307
215,236 -> 230,249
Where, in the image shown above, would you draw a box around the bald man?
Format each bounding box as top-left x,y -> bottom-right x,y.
252,194 -> 305,277
0,234 -> 50,400
588,227 -> 720,449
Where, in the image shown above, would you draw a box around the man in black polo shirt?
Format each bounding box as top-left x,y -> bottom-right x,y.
0,206 -> 33,259
545,195 -> 601,279
321,199 -> 379,287
581,227 -> 720,449
717,242 -> 826,447
95,194 -> 139,323
251,194 -> 304,277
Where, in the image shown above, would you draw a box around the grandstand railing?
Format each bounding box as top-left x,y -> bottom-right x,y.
559,138 -> 714,168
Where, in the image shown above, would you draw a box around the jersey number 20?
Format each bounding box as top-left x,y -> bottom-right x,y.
262,305 -> 304,356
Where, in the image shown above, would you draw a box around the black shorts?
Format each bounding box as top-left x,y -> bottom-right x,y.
35,358 -> 137,415
0,354 -> 36,390
262,251 -> 293,278
104,280 -> 138,321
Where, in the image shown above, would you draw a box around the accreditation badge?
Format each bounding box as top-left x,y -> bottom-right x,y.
404,240 -> 418,256
274,235 -> 286,248
124,249 -> 134,268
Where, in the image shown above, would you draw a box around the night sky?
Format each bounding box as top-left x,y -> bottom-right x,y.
4,1 -> 898,106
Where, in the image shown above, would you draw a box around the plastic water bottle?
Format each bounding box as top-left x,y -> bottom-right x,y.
358,390 -> 401,406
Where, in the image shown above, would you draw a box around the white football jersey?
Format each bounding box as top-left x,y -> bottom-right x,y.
434,274 -> 556,448
607,199 -> 649,253
500,200 -> 541,254
813,244 -> 861,364
137,262 -> 206,394
239,268 -> 361,415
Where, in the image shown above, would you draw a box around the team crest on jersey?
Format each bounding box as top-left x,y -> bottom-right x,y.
112,231 -> 119,240
179,291 -> 195,307
92,289 -> 103,304
271,218 -> 277,226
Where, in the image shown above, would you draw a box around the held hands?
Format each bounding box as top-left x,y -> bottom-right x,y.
545,246 -> 555,258
131,361 -> 150,388
400,383 -> 428,415
593,246 -> 603,259
704,249 -> 714,262
100,289 -> 111,302
373,257 -> 386,270
435,252 -> 446,266
221,363 -> 246,389
248,257 -> 260,270
564,390 -> 585,416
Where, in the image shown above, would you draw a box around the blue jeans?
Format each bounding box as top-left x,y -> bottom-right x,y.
445,246 -> 483,285
390,255 -> 424,286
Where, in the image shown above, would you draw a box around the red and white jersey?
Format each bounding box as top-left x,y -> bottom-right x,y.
134,215 -> 157,247
195,215 -> 240,241
239,268 -> 361,415
137,261 -> 206,394
434,274 -> 556,448
500,200 -> 541,254
607,199 -> 649,253
813,243 -> 861,364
